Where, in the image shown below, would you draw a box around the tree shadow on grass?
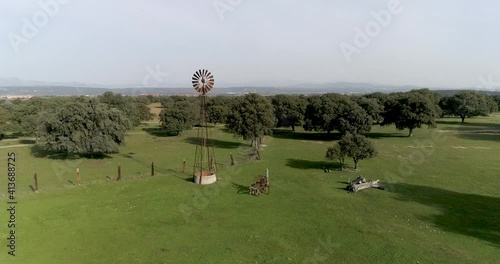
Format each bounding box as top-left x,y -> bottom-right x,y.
142,127 -> 179,137
271,130 -> 341,141
455,132 -> 500,142
286,159 -> 340,170
231,182 -> 250,194
363,132 -> 408,139
30,145 -> 112,160
437,120 -> 500,130
437,119 -> 500,142
19,139 -> 36,144
183,137 -> 244,149
3,132 -> 24,139
388,183 -> 500,247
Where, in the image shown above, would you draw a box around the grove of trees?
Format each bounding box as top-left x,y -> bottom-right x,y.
0,89 -> 498,160
0,93 -> 153,156
439,91 -> 497,123
36,98 -> 131,156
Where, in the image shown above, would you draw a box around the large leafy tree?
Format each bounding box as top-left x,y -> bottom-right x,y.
382,92 -> 440,136
36,99 -> 131,156
486,95 -> 498,113
337,133 -> 377,169
226,93 -> 276,149
159,99 -> 197,135
325,143 -> 346,170
271,94 -> 307,131
493,95 -> 500,111
439,91 -> 494,123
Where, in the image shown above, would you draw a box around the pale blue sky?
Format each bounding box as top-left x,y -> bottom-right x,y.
0,0 -> 498,88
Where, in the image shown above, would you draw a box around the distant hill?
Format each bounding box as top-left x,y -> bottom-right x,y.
0,78 -> 498,97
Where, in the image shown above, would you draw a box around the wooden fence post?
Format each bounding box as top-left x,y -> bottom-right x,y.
117,163 -> 122,181
266,168 -> 270,194
76,168 -> 81,185
34,172 -> 38,193
183,159 -> 186,173
230,153 -> 235,166
151,162 -> 155,176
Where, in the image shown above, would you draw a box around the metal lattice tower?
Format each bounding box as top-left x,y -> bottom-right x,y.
192,69 -> 217,184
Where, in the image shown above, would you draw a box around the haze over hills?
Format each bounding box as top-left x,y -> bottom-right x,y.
0,78 -> 499,97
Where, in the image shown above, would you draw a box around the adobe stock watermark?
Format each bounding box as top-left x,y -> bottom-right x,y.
7,0 -> 71,54
383,130 -> 448,189
178,136 -> 273,223
302,235 -> 340,264
142,64 -> 169,87
476,74 -> 500,91
51,159 -> 83,184
213,0 -> 244,21
339,0 -> 411,63
178,143 -> 246,223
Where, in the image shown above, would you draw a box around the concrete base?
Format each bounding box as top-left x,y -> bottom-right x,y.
193,171 -> 217,185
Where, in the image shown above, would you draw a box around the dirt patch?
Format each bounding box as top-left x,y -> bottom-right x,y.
406,145 -> 434,149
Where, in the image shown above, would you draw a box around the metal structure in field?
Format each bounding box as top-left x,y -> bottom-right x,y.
192,69 -> 217,185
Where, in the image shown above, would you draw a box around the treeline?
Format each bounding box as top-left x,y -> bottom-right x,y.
0,93 -> 155,156
0,89 -> 498,157
0,92 -> 154,137
158,89 -> 499,137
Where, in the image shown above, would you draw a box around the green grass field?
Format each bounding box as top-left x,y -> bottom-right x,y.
1,114 -> 499,263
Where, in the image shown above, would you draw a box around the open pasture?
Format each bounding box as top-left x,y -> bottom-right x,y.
0,115 -> 499,263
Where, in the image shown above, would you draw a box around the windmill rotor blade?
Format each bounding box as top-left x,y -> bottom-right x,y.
192,69 -> 214,93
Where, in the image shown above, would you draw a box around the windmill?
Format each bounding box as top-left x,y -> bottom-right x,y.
192,69 -> 217,185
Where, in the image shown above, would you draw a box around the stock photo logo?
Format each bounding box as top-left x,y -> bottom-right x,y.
477,74 -> 500,91
213,0 -> 244,21
7,0 -> 71,54
142,64 -> 170,88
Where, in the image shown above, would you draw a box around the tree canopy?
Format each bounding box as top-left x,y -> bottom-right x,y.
439,91 -> 496,122
271,94 -> 307,131
226,93 -> 276,148
304,94 -> 372,135
325,143 -> 346,169
159,99 -> 197,135
36,98 -> 131,156
99,92 -> 154,126
207,96 -> 231,125
337,133 -> 377,169
354,96 -> 384,124
382,91 -> 440,136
